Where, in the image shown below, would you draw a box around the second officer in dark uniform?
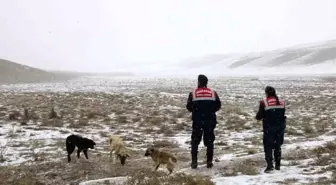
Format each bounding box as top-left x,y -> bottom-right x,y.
256,86 -> 286,173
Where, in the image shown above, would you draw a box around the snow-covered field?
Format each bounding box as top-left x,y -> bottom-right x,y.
0,76 -> 335,185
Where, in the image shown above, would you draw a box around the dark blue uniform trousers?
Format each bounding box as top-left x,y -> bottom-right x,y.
191,120 -> 216,163
263,128 -> 284,165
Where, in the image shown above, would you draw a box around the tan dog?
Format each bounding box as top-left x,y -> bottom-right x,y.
109,135 -> 130,165
144,147 -> 177,174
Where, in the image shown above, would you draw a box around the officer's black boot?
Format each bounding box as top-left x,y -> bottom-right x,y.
264,138 -> 274,173
191,154 -> 198,169
191,142 -> 198,169
264,160 -> 274,173
275,159 -> 281,170
206,160 -> 213,168
264,145 -> 274,173
206,143 -> 214,168
274,148 -> 281,170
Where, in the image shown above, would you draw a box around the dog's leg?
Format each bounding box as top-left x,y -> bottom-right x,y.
113,154 -> 117,164
109,148 -> 114,159
77,148 -> 82,158
83,149 -> 89,159
66,144 -> 75,163
152,160 -> 157,168
152,162 -> 156,171
167,163 -> 174,175
154,162 -> 160,171
67,154 -> 71,163
168,168 -> 173,175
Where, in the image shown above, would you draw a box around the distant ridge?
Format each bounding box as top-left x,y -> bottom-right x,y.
0,59 -> 135,84
0,58 -> 83,84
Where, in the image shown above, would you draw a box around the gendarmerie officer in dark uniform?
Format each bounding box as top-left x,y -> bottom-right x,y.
256,86 -> 286,173
186,74 -> 221,169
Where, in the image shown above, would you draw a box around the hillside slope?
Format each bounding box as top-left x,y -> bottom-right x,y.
151,40 -> 336,77
0,59 -> 79,84
227,40 -> 336,68
181,40 -> 336,68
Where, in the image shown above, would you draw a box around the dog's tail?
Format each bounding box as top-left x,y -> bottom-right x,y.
169,156 -> 177,164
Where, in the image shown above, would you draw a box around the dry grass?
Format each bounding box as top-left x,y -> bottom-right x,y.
140,116 -> 166,128
225,115 -> 247,131
246,148 -> 258,155
303,124 -> 315,135
315,155 -> 333,166
277,178 -> 299,184
175,111 -> 188,119
159,125 -> 175,137
153,140 -> 179,149
285,126 -> 304,136
286,118 -> 300,127
306,176 -> 336,185
123,169 -> 215,185
115,115 -> 128,124
68,118 -> 89,128
40,118 -> 64,127
99,131 -> 110,138
287,160 -> 300,166
86,111 -> 106,119
131,117 -> 141,123
283,149 -> 310,161
49,107 -> 59,119
142,127 -> 155,135
311,140 -> 336,166
216,141 -> 228,146
30,140 -> 43,161
173,121 -> 188,131
220,105 -> 245,116
250,136 -> 262,145
0,166 -> 44,185
316,119 -> 332,133
325,140 -> 336,151
0,143 -> 7,163
220,158 -> 261,176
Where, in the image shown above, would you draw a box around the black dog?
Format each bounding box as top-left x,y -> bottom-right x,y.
66,134 -> 96,162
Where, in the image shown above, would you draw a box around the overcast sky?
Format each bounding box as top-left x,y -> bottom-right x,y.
0,0 -> 336,72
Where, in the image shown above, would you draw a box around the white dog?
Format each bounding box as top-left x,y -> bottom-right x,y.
108,135 -> 130,166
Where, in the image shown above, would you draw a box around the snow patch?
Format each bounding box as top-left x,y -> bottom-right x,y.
213,166 -> 332,185
79,176 -> 128,185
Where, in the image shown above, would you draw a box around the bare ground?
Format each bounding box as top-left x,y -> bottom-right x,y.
0,76 -> 335,185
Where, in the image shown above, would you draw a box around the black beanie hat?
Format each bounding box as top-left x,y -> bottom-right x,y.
198,74 -> 208,87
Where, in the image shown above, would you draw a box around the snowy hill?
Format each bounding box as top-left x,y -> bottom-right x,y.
145,40 -> 336,77
227,40 -> 336,68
